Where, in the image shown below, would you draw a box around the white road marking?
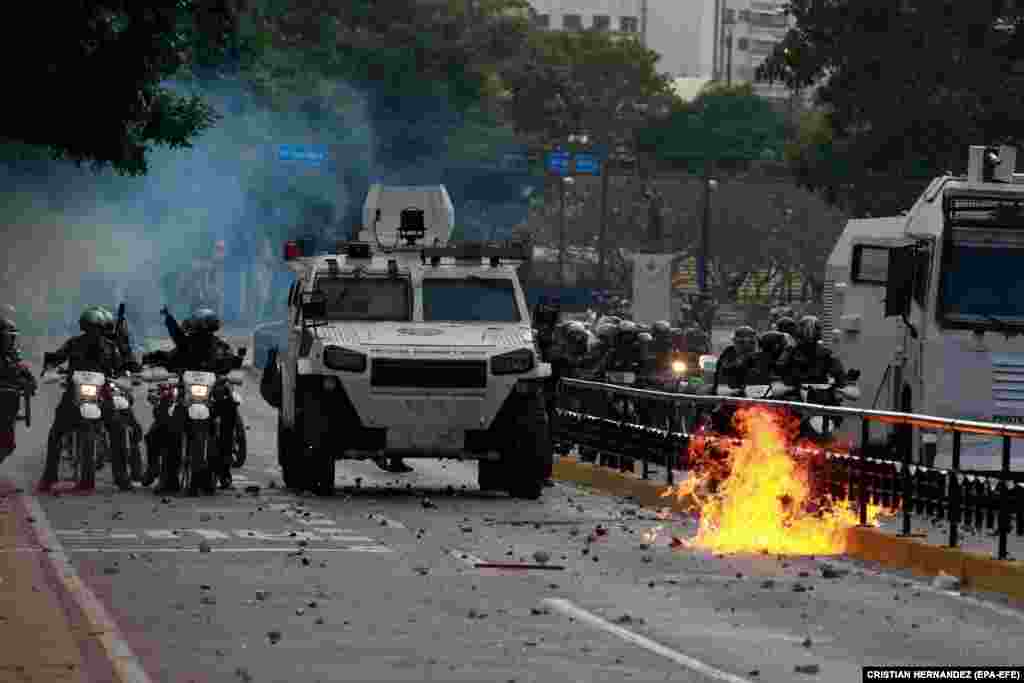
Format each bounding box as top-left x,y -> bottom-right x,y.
541,598 -> 755,683
67,546 -> 393,553
22,495 -> 155,683
827,558 -> 1024,622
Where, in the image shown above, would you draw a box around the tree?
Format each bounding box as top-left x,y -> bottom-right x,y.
758,0 -> 1024,181
638,83 -> 788,171
1,1 -> 252,175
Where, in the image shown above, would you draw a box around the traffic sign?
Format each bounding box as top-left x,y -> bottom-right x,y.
574,153 -> 601,175
546,151 -> 571,176
278,144 -> 328,165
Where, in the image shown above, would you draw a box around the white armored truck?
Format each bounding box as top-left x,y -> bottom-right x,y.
273,184 -> 553,499
824,146 -> 1024,465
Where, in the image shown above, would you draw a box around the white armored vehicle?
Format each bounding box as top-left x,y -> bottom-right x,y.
273,184 -> 553,498
824,146 -> 1024,465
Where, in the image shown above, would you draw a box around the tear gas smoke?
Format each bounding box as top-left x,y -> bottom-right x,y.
0,74 -> 533,341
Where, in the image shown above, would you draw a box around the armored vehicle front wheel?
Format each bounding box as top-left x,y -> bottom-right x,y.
312,448 -> 336,497
504,396 -> 551,500
277,416 -> 308,491
477,459 -> 503,492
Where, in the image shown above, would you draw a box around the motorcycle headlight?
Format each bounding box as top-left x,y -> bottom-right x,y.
190,384 -> 209,399
79,384 -> 99,399
491,348 -> 535,375
671,360 -> 687,375
323,346 -> 367,373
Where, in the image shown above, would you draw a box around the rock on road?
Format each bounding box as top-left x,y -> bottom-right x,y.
2,366 -> 1024,683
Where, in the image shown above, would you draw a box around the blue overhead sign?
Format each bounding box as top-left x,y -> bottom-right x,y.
546,151 -> 571,176
574,153 -> 601,175
278,144 -> 328,165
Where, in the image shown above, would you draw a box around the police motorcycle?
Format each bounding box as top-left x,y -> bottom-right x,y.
594,320 -> 648,472
142,349 -> 246,495
217,348 -> 248,469
40,358 -> 115,490
0,375 -> 32,462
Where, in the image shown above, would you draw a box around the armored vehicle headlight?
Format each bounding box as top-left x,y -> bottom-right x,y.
671,359 -> 687,374
323,346 -> 367,372
323,348 -> 368,374
491,348 -> 535,375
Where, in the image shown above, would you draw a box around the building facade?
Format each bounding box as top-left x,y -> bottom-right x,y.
528,0 -> 647,42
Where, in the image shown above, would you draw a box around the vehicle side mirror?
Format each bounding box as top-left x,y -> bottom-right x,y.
884,245 -> 915,318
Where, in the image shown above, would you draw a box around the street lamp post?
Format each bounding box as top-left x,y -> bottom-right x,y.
697,168 -> 718,295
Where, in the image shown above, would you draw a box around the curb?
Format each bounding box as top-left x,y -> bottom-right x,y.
551,456 -> 1024,601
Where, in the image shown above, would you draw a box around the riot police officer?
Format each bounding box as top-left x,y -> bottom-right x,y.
0,317 -> 36,465
100,308 -> 147,483
742,330 -> 788,387
778,316 -> 846,388
38,307 -> 129,492
712,325 -> 758,393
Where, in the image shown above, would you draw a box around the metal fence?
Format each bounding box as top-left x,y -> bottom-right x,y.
553,378 -> 1024,560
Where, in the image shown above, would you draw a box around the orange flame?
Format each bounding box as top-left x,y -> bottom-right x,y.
662,405 -> 890,555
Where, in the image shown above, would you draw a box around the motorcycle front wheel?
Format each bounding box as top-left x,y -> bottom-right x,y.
76,427 -> 97,489
232,417 -> 247,468
184,425 -> 213,495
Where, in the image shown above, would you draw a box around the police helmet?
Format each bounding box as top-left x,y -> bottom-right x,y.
596,323 -> 618,343
565,320 -> 587,341
0,317 -> 17,351
652,320 -> 672,337
797,315 -> 822,345
758,330 -> 786,357
732,325 -> 757,342
638,331 -> 653,344
190,308 -> 221,334
79,307 -> 108,335
99,308 -> 116,336
775,316 -> 797,337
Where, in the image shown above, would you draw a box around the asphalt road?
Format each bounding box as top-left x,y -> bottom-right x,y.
3,365 -> 1024,682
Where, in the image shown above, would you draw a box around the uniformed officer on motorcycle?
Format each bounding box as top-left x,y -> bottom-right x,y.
777,316 -> 846,389
773,316 -> 798,348
172,308 -> 242,490
0,316 -> 37,465
712,325 -> 757,394
99,308 -> 148,483
38,307 -> 129,493
741,330 -> 788,388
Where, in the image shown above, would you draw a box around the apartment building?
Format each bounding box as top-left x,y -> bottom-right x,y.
711,0 -> 793,100
528,0 -> 647,42
528,0 -> 800,103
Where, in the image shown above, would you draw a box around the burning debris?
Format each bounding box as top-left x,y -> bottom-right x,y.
660,406 -> 891,555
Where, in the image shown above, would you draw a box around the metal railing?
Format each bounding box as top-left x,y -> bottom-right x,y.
554,378 -> 1024,560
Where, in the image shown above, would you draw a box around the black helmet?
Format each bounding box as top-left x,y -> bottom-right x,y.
0,316 -> 17,351
758,330 -> 786,357
565,320 -> 587,340
100,308 -> 116,336
775,316 -> 797,337
732,325 -> 757,342
79,306 -> 108,336
596,323 -> 618,343
652,320 -> 672,337
797,315 -> 822,345
190,308 -> 221,334
638,331 -> 653,344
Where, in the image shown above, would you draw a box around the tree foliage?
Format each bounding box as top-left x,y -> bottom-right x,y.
758,0 -> 1024,177
2,1 -> 252,175
638,83 -> 788,171
500,29 -> 674,148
